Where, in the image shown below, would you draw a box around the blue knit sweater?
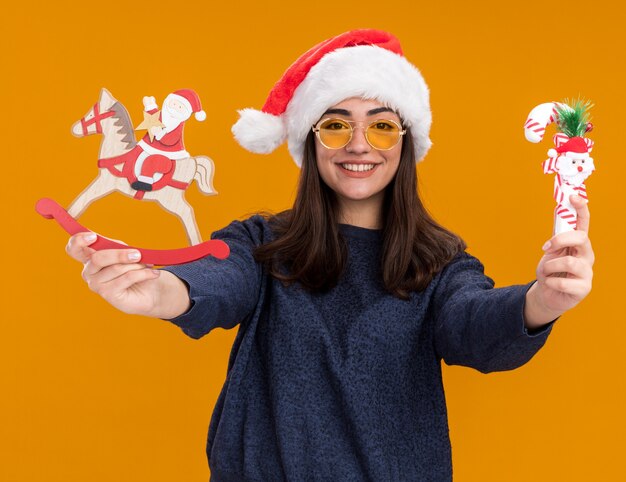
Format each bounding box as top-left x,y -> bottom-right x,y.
164,215 -> 553,481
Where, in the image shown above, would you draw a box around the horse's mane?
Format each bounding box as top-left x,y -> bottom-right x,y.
110,101 -> 137,149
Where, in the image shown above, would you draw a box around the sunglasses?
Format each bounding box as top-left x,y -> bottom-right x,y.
312,118 -> 406,151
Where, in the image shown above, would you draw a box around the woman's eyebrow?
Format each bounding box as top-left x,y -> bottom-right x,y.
322,107 -> 394,116
323,108 -> 351,116
367,107 -> 394,116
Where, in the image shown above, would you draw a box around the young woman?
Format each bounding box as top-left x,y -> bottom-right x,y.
66,30 -> 594,481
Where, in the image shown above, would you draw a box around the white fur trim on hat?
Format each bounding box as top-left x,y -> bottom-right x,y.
195,110 -> 206,121
232,108 -> 287,154
563,150 -> 591,159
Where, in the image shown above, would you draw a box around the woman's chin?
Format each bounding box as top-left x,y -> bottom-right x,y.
335,188 -> 384,204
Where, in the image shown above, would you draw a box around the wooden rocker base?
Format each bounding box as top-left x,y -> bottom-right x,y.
36,198 -> 230,266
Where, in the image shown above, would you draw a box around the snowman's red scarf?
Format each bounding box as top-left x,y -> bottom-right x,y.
98,147 -> 189,200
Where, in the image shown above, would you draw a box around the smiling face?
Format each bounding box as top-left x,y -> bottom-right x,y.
314,98 -> 403,225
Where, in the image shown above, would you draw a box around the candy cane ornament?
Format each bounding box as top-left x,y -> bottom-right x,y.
524,102 -> 568,143
524,100 -> 595,235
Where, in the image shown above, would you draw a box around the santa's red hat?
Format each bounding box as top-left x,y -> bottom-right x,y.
548,136 -> 593,158
232,29 -> 432,167
556,136 -> 590,154
169,89 -> 206,121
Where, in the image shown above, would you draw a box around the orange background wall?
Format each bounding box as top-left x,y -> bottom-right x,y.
2,1 -> 624,480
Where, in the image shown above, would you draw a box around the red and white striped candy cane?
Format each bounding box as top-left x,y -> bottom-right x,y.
553,175 -> 588,233
525,102 -> 592,235
523,102 -> 570,143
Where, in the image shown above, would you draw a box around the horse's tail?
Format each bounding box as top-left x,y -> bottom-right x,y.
193,156 -> 217,195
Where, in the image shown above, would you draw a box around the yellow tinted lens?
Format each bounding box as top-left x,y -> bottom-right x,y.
318,119 -> 352,148
366,121 -> 400,150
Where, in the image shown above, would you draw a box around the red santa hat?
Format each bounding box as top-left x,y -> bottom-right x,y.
231,29 -> 432,167
547,136 -> 593,158
169,89 -> 206,121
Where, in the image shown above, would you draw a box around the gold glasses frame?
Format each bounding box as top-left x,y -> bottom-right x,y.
312,118 -> 407,151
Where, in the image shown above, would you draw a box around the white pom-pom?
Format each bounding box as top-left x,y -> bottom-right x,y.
195,110 -> 206,121
547,148 -> 558,158
232,109 -> 286,154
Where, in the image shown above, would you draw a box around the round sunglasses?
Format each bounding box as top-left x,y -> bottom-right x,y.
312,118 -> 406,150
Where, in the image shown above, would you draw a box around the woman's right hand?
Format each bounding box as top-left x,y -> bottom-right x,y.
66,232 -> 190,318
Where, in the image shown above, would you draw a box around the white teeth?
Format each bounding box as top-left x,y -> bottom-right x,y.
341,163 -> 375,172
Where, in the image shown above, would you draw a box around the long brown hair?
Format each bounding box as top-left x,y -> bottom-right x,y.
253,129 -> 466,300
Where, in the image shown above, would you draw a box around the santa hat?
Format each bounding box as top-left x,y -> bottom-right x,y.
547,136 -> 592,158
169,89 -> 206,121
232,29 -> 432,167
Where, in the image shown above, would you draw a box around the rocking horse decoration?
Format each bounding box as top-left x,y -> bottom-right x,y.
523,100 -> 595,235
36,88 -> 230,265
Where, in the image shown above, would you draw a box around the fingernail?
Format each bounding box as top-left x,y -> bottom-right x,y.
84,233 -> 97,242
542,241 -> 551,251
128,251 -> 141,261
152,269 -> 161,276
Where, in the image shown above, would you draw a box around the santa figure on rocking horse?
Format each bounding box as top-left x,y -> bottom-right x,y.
133,89 -> 207,192
35,87 -> 228,265
61,87 -> 217,247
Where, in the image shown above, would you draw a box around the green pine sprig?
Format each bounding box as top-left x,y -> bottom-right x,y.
555,98 -> 594,138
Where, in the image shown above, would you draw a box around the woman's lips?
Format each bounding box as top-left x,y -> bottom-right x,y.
336,162 -> 380,178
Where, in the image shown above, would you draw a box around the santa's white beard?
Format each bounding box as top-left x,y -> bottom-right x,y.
561,170 -> 591,186
161,99 -> 190,133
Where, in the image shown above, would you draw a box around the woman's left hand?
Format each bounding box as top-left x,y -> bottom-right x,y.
524,195 -> 594,329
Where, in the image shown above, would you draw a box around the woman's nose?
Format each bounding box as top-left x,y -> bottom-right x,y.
346,126 -> 371,153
